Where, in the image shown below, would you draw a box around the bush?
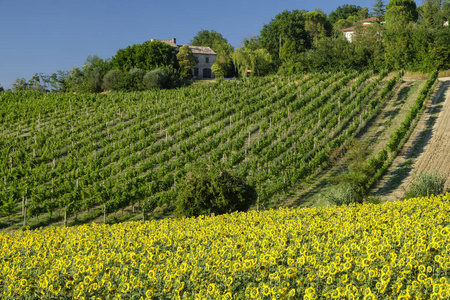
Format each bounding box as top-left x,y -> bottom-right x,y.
128,68 -> 146,91
404,171 -> 446,199
176,164 -> 257,217
102,70 -> 129,91
143,68 -> 169,89
323,184 -> 357,206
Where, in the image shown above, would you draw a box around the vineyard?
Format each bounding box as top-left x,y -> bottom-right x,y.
0,71 -> 436,228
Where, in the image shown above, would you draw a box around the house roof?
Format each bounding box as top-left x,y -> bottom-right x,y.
150,38 -> 178,47
340,17 -> 381,32
188,46 -> 216,55
360,17 -> 379,23
150,38 -> 216,55
340,23 -> 376,32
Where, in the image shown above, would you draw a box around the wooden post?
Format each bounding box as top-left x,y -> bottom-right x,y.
23,198 -> 27,227
64,206 -> 67,227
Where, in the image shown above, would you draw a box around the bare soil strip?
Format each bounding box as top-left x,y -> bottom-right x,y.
373,78 -> 450,201
281,79 -> 424,207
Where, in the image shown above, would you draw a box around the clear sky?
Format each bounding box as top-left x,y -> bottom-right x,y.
0,0 -> 374,90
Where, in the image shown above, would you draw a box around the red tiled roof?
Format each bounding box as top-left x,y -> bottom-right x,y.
340,23 -> 375,32
359,17 -> 379,22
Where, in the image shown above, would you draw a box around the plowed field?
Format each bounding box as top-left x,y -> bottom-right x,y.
374,78 -> 450,201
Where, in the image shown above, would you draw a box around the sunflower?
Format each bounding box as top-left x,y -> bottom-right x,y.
357,274 -> 366,282
207,283 -> 215,296
261,284 -> 270,296
250,287 -> 259,298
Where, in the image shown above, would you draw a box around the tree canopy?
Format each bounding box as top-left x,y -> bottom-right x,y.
372,0 -> 386,19
110,41 -> 178,72
258,10 -> 311,62
305,9 -> 332,45
191,30 -> 236,77
176,45 -> 198,80
328,4 -> 365,24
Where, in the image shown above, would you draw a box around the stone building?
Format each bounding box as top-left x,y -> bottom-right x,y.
151,38 -> 216,79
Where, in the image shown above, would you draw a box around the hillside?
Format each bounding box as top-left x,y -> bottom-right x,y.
0,72 -> 437,229
373,77 -> 450,200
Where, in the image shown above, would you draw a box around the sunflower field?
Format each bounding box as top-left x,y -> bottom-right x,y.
1,194 -> 450,299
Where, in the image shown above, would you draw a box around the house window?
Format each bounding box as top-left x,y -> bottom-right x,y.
193,68 -> 199,77
205,57 -> 209,63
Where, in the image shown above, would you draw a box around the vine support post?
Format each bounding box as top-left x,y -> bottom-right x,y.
64,205 -> 67,227
23,198 -> 27,227
142,201 -> 145,222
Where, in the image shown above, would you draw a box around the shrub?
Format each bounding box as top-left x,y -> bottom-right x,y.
176,164 -> 257,217
102,70 -> 129,91
404,171 -> 446,199
128,68 -> 146,91
324,184 -> 357,206
143,68 -> 169,89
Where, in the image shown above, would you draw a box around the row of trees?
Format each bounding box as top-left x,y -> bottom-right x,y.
11,41 -> 201,93
8,0 -> 450,93
239,0 -> 450,75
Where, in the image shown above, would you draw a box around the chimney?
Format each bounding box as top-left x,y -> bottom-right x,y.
172,38 -> 176,45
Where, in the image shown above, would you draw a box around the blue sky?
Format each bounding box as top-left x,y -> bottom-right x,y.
0,0 -> 374,90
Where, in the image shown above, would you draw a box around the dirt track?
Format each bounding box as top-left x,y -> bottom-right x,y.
373,78 -> 450,201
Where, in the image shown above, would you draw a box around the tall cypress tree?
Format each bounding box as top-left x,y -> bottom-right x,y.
372,0 -> 386,20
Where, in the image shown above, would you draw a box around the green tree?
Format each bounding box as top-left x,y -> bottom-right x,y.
232,47 -> 272,77
372,0 -> 386,19
332,141 -> 373,204
111,40 -> 178,72
418,0 -> 443,28
352,21 -> 385,69
65,55 -> 110,92
128,68 -> 146,91
190,30 -> 230,51
211,62 -> 226,78
279,38 -> 299,62
81,55 -> 110,92
191,30 -> 236,77
176,45 -> 198,80
384,0 -> 419,69
258,10 -> 311,62
102,70 -> 129,91
305,9 -> 332,46
11,78 -> 29,91
329,4 -> 366,24
386,0 -> 418,23
176,164 -> 257,217
285,36 -> 355,73
143,68 -> 169,89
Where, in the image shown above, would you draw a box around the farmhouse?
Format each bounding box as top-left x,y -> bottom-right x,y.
340,18 -> 380,42
151,38 -> 216,79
